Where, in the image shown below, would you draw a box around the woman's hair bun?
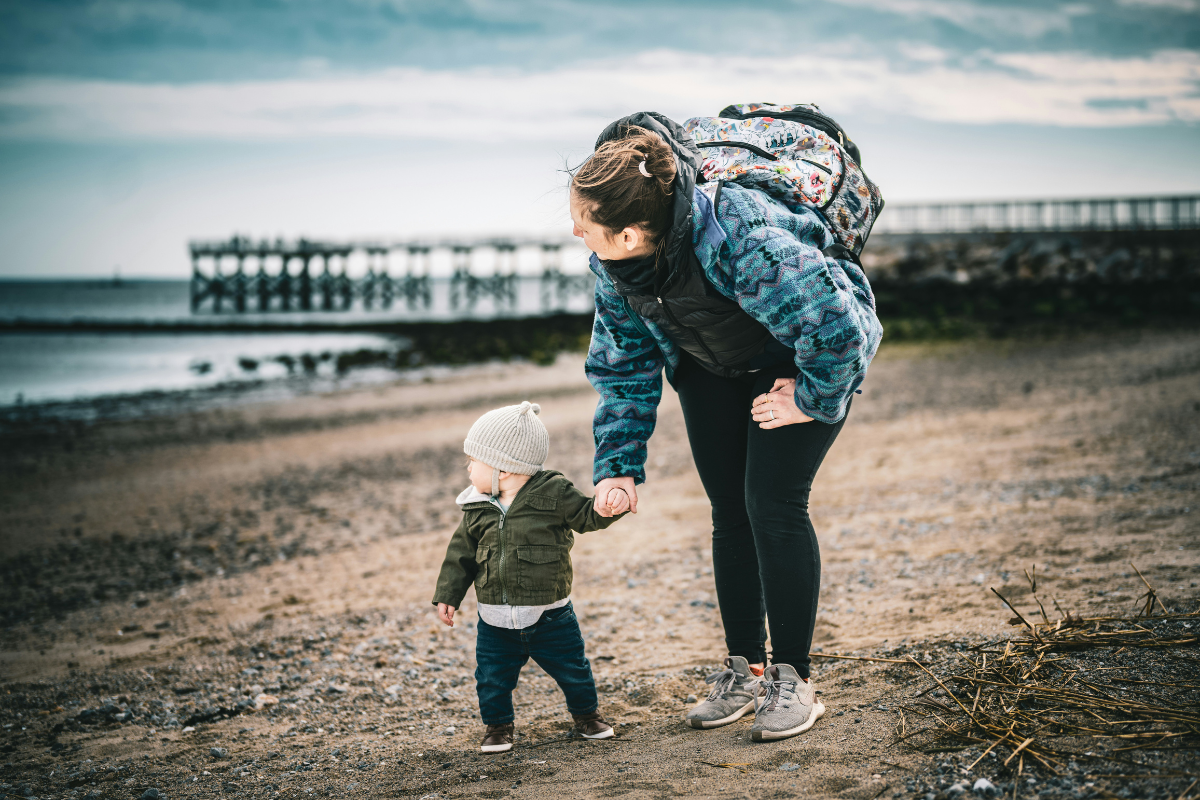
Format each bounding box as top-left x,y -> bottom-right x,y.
570,125 -> 676,244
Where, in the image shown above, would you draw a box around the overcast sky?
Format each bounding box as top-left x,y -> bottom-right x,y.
1,0 -> 1197,277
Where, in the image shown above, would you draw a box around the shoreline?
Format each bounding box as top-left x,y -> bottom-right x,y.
0,314 -> 597,414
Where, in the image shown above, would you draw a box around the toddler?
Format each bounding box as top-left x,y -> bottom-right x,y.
432,401 -> 630,752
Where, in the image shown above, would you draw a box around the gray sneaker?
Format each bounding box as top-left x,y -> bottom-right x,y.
686,656 -> 761,729
750,664 -> 824,742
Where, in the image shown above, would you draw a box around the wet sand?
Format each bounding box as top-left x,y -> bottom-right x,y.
1,331 -> 1198,799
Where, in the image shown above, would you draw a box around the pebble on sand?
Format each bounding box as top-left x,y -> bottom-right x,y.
254,693 -> 279,710
973,778 -> 998,796
210,747 -> 229,759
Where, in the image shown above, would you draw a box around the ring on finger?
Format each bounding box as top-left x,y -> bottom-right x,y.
768,409 -> 775,421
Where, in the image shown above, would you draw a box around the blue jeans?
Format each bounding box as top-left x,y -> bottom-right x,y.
475,602 -> 599,726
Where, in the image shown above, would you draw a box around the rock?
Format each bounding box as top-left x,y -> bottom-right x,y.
253,693 -> 278,710
685,694 -> 697,704
779,762 -> 800,772
184,706 -> 244,726
140,790 -> 161,800
77,703 -> 123,725
209,747 -> 229,759
948,782 -> 967,795
973,778 -> 998,796
443,726 -> 456,736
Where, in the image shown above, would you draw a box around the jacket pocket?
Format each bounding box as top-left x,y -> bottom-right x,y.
475,545 -> 490,586
516,545 -> 563,591
526,493 -> 558,511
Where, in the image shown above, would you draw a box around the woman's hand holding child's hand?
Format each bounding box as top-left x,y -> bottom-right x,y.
605,487 -> 630,515
593,476 -> 638,517
437,603 -> 456,627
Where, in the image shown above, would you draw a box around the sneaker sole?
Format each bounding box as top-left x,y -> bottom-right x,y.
686,699 -> 756,730
480,742 -> 513,753
750,701 -> 825,742
582,728 -> 614,740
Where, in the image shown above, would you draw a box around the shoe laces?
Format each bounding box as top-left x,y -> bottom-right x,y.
758,678 -> 797,713
704,666 -> 745,701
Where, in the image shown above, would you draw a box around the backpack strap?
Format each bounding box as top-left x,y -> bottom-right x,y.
822,243 -> 862,267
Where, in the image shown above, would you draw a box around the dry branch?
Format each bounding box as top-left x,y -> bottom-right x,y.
898,568 -> 1198,780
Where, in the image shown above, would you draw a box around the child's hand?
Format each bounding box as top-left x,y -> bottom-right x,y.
437,603 -> 456,627
594,477 -> 638,516
606,487 -> 630,515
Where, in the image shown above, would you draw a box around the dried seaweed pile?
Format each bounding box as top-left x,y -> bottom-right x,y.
898,566 -> 1199,790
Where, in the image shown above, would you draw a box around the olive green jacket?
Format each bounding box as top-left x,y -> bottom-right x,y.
432,470 -> 623,608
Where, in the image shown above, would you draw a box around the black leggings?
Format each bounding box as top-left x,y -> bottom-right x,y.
675,355 -> 847,679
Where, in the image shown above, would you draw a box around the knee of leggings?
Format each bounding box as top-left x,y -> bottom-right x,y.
746,491 -> 809,520
709,502 -> 750,536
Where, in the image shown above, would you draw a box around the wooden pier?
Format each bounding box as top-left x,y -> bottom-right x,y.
189,195 -> 1200,315
188,236 -> 590,315
872,194 -> 1200,235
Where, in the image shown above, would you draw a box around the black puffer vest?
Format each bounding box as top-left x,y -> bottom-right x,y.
595,112 -> 776,379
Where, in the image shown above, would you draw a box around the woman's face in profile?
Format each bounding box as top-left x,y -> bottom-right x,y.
569,190 -> 651,261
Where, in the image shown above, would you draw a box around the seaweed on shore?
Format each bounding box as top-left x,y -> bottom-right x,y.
895,566 -> 1199,800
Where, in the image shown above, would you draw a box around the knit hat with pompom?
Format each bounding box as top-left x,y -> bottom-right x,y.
463,401 -> 548,478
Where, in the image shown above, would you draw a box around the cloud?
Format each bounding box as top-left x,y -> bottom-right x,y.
1117,0 -> 1198,10
826,0 -> 1092,38
1,47 -> 1197,143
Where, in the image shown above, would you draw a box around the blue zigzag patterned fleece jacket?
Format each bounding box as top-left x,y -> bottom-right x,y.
585,183 -> 883,485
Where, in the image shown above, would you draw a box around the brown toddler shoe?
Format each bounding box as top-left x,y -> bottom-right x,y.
572,711 -> 614,739
480,723 -> 514,753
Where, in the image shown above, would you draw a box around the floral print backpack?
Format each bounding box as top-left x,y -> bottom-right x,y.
684,103 -> 885,256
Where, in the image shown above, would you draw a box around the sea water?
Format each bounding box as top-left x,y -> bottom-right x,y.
0,278 -> 593,407
0,331 -> 406,406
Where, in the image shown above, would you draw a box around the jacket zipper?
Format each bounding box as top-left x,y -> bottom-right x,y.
488,478 -> 536,604
488,498 -> 509,604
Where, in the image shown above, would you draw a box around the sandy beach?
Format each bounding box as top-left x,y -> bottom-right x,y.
1,331 -> 1198,800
